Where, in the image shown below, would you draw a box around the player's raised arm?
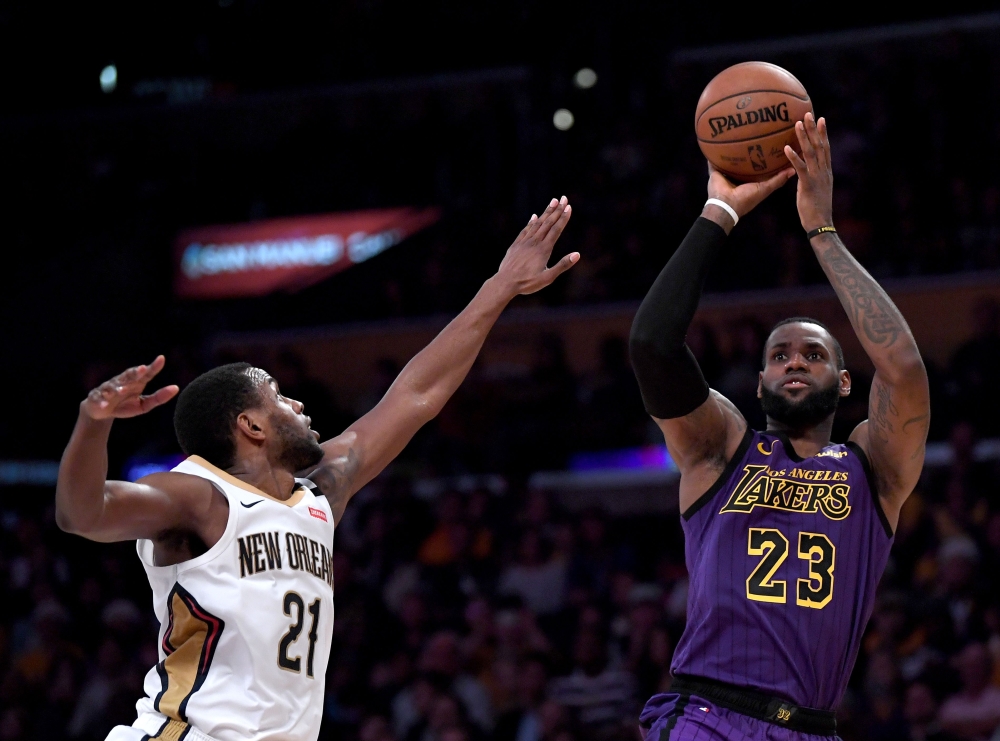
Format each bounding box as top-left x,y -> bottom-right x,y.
55,357 -> 215,543
312,197 -> 578,523
628,165 -> 792,508
785,112 -> 929,526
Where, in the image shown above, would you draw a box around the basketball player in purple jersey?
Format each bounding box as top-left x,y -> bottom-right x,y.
629,112 -> 930,739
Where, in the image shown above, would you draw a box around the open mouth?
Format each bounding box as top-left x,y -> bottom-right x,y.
782,377 -> 810,389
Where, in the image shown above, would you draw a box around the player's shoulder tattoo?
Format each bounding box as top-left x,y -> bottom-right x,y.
308,447 -> 361,504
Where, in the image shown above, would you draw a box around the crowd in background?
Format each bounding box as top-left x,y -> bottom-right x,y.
4,12 -> 1000,741
1,300 -> 999,741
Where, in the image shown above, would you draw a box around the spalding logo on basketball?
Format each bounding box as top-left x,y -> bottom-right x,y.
695,61 -> 813,182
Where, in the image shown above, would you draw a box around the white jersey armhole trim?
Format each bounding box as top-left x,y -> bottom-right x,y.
136,475 -> 241,575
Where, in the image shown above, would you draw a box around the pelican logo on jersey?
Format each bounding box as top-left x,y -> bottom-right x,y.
719,464 -> 852,520
708,102 -> 789,137
237,531 -> 335,588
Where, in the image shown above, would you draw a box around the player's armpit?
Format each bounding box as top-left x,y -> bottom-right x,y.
655,390 -> 748,511
65,473 -> 219,544
849,367 -> 929,530
309,431 -> 364,525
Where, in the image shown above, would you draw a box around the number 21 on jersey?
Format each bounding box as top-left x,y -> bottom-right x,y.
278,591 -> 321,677
746,528 -> 835,608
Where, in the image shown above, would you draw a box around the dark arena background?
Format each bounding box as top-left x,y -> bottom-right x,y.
3,4 -> 1000,740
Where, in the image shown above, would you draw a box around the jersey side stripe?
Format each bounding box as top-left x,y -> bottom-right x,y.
154,583 -> 225,722
145,719 -> 193,740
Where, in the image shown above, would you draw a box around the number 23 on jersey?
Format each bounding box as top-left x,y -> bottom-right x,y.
746,527 -> 835,609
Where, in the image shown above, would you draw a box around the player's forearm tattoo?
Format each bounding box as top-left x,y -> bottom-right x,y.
815,235 -> 903,348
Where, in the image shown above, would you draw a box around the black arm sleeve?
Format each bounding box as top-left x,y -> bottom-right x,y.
628,217 -> 728,419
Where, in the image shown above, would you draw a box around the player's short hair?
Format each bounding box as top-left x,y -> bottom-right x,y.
173,362 -> 265,469
763,317 -> 846,370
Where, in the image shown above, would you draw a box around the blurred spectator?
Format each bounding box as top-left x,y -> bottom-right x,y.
493,656 -> 549,741
904,682 -> 957,741
498,530 -> 566,616
394,632 -> 494,737
548,627 -> 636,737
937,643 -> 1000,740
360,715 -> 398,741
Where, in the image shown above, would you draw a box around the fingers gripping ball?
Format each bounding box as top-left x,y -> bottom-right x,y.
695,62 -> 813,182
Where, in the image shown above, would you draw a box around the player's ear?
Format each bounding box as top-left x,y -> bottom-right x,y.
839,369 -> 851,397
236,409 -> 267,442
757,371 -> 764,398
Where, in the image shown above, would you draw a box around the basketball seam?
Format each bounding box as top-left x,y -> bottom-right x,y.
696,89 -> 810,127
696,123 -> 796,145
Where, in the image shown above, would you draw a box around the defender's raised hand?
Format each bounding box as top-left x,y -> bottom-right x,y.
83,355 -> 179,420
784,112 -> 834,232
495,196 -> 579,296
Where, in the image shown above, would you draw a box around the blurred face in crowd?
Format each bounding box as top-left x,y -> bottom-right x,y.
520,659 -> 548,706
428,695 -> 461,732
955,643 -> 991,694
359,717 -> 395,741
420,632 -> 461,677
903,683 -> 937,725
573,629 -> 607,676
517,530 -> 544,566
758,323 -> 850,430
439,728 -> 468,741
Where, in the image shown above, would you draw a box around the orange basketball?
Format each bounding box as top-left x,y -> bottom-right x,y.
694,61 -> 813,182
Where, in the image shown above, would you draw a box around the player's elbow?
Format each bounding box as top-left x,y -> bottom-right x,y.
53,492 -> 100,537
54,505 -> 85,535
408,391 -> 441,425
628,317 -> 661,357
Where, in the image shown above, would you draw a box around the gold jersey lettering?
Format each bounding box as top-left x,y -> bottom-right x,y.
720,465 -> 852,520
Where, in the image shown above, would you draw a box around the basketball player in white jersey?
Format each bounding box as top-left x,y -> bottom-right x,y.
55,198 -> 577,741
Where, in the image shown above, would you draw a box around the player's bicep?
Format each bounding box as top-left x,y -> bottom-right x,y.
853,370 -> 929,506
655,389 -> 746,473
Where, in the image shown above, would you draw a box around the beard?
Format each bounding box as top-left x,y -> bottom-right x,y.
272,415 -> 325,472
759,380 -> 841,430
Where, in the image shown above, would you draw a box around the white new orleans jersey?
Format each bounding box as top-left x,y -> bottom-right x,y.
120,456 -> 335,741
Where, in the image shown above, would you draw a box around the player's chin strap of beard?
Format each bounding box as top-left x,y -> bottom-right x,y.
760,381 -> 842,429
629,215 -> 728,419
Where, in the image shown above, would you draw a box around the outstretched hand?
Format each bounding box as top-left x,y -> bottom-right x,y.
784,112 -> 834,232
495,196 -> 579,296
706,163 -> 794,222
82,356 -> 179,421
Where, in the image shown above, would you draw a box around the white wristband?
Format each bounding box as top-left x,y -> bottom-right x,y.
705,198 -> 738,226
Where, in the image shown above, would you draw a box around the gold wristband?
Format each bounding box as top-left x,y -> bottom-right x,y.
807,226 -> 837,239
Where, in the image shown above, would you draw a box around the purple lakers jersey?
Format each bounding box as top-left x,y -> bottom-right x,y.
669,429 -> 893,710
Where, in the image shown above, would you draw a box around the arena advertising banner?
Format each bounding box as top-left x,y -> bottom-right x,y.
174,207 -> 440,299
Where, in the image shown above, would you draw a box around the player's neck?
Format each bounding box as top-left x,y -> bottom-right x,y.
226,455 -> 298,501
764,416 -> 834,458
